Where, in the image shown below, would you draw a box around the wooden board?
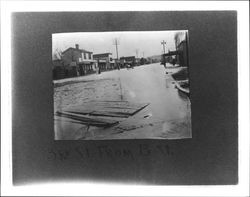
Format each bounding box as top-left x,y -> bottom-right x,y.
55,101 -> 149,127
65,107 -> 137,117
175,82 -> 190,95
82,100 -> 148,109
61,101 -> 149,118
56,111 -> 119,127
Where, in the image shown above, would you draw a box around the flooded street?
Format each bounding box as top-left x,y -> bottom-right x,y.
54,63 -> 191,140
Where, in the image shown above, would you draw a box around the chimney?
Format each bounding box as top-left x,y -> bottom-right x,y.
75,44 -> 79,50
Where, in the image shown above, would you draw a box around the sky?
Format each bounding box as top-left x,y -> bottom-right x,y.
52,30 -> 187,59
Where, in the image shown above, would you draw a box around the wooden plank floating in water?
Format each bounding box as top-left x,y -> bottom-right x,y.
175,82 -> 190,95
63,101 -> 149,118
55,101 -> 149,127
90,111 -> 130,118
56,111 -> 119,127
66,107 -> 137,117
82,100 -> 148,109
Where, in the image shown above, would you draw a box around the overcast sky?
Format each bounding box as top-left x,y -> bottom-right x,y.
52,30 -> 187,59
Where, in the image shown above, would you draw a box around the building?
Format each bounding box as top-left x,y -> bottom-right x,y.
176,40 -> 188,67
162,50 -> 179,66
135,58 -> 141,66
174,32 -> 189,67
93,53 -> 115,71
163,32 -> 189,67
61,44 -> 97,76
139,57 -> 148,65
120,56 -> 136,68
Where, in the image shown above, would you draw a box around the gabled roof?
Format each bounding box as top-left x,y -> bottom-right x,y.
62,47 -> 93,54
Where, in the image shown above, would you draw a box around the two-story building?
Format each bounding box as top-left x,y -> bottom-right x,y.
61,44 -> 97,76
120,56 -> 136,68
93,53 -> 115,71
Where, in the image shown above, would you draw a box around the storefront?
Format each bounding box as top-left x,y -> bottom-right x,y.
78,60 -> 96,75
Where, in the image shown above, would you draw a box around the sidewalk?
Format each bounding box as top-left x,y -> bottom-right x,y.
54,71 -> 117,88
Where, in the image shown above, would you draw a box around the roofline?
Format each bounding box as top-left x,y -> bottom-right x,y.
62,47 -> 93,54
120,56 -> 136,59
93,53 -> 112,56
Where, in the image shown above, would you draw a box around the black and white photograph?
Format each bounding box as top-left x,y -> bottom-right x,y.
53,31 -> 191,140
2,0 -> 249,196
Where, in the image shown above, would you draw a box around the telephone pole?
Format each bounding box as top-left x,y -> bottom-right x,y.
136,49 -> 139,58
113,38 -> 120,69
161,40 -> 166,54
161,40 -> 166,67
113,38 -> 119,59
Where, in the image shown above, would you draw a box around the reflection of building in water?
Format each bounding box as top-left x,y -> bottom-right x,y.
93,53 -> 115,71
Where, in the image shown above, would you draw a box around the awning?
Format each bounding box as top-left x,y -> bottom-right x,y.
79,60 -> 97,64
98,60 -> 106,63
125,61 -> 133,64
163,51 -> 180,56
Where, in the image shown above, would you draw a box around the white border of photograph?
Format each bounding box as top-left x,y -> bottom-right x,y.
1,1 -> 249,196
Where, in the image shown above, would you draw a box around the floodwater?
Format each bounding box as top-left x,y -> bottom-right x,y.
54,63 -> 192,140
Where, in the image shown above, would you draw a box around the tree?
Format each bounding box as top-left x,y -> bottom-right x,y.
53,48 -> 63,60
174,32 -> 185,50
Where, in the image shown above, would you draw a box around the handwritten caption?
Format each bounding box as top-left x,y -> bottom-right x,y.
48,144 -> 173,161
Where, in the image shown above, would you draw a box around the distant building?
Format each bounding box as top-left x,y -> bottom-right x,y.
93,53 -> 115,71
135,58 -> 141,66
147,55 -> 161,64
163,32 -> 189,67
140,57 -> 148,65
120,56 -> 136,68
61,44 -> 97,76
162,51 -> 179,65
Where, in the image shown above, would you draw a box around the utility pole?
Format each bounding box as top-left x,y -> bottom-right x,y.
113,38 -> 120,69
136,49 -> 139,58
113,38 -> 119,59
161,40 -> 166,67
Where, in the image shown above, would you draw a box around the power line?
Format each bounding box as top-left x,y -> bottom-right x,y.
136,49 -> 139,58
